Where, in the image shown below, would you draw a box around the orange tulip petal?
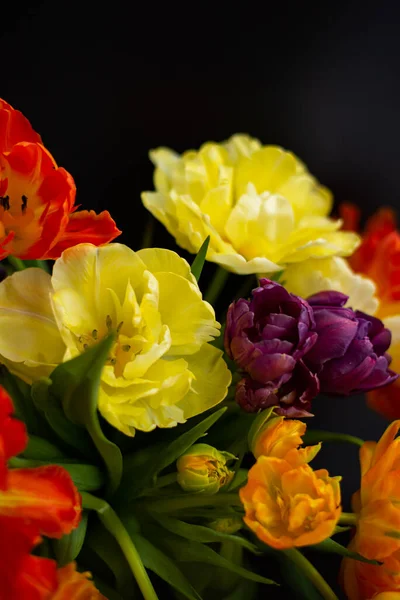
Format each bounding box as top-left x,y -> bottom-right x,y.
52,562 -> 107,600
339,202 -> 361,232
372,421 -> 400,466
46,209 -> 122,259
2,466 -> 81,538
368,380 -> 400,421
0,99 -> 42,153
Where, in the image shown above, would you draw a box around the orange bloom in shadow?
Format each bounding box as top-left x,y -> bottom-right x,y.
340,203 -> 400,419
239,455 -> 341,549
0,386 -> 104,599
52,562 -> 106,600
341,422 -> 400,599
252,416 -> 321,467
0,99 -> 120,260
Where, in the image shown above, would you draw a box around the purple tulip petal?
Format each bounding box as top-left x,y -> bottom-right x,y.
308,291 -> 349,307
247,353 -> 296,385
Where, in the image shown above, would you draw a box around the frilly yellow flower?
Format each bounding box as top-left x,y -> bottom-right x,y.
283,256 -> 379,315
0,244 -> 231,436
142,135 -> 360,275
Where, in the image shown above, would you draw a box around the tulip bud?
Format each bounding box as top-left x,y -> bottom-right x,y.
208,516 -> 243,534
176,444 -> 236,495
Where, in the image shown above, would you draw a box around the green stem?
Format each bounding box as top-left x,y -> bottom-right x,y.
204,267 -> 230,305
143,492 -> 243,514
141,216 -> 155,249
339,512 -> 358,527
303,430 -> 364,448
81,493 -> 159,600
234,274 -> 257,300
8,256 -> 26,271
283,548 -> 339,600
140,473 -> 178,496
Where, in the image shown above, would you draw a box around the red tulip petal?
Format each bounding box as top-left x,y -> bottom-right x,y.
2,466 -> 81,538
0,99 -> 42,154
0,387 -> 27,489
45,209 -> 121,258
0,517 -> 57,600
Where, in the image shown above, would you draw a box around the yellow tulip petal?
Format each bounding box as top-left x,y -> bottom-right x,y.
98,357 -> 193,435
52,243 -> 146,331
235,146 -> 298,198
150,147 -> 181,194
0,269 -> 65,378
223,134 -> 261,162
283,231 -> 361,263
155,272 -> 219,355
177,344 -> 231,419
137,248 -> 196,284
213,253 -> 282,274
284,257 -> 379,314
277,175 -> 333,221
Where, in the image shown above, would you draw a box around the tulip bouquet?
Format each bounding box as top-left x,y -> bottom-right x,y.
2,99 -> 400,600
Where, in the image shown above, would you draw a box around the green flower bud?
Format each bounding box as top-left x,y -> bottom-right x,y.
176,443 -> 236,495
208,516 -> 243,534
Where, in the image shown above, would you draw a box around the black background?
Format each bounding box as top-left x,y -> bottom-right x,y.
2,2 -> 400,598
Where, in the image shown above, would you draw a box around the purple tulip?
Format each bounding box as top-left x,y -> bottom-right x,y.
305,291 -> 398,395
224,279 -> 319,414
236,360 -> 319,417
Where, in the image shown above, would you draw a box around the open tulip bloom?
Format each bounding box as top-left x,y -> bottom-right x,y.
1,101 -> 400,600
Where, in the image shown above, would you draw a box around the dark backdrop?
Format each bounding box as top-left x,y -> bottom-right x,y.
2,2 -> 400,598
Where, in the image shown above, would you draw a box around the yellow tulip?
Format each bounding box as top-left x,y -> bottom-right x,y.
142,135 -> 360,275
283,256 -> 379,314
0,244 -> 231,436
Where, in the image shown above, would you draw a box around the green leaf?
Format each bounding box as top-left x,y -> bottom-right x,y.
91,577 -> 124,600
154,407 -> 227,477
247,407 -> 276,452
86,523 -> 134,596
0,365 -> 43,435
9,457 -> 104,492
152,515 -> 258,553
269,270 -> 284,282
227,469 -> 248,491
311,538 -> 381,565
223,579 -> 258,600
49,335 -> 123,496
120,407 -> 227,501
160,536 -> 277,586
53,511 -> 89,566
191,236 -> 210,282
31,378 -> 97,459
22,435 -> 67,460
278,552 -> 323,600
130,533 -> 201,600
303,430 -> 364,448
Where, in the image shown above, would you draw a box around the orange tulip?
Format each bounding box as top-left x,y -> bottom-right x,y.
51,562 -> 106,600
239,456 -> 341,549
0,99 -> 120,260
340,203 -> 400,419
0,386 -> 104,599
252,416 -> 321,467
341,421 -> 400,599
341,541 -> 400,600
